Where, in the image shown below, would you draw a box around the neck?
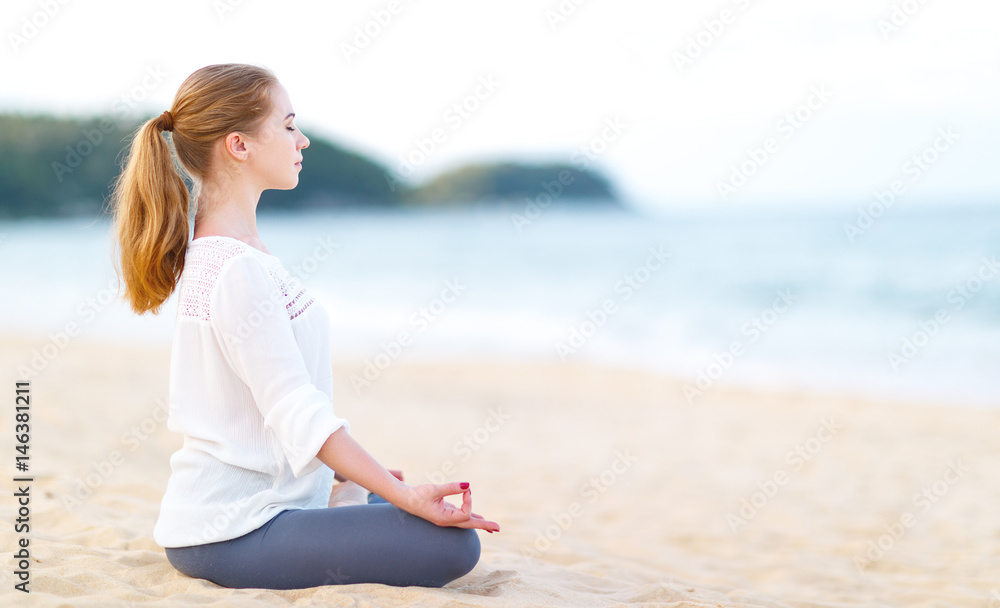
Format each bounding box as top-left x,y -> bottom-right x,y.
193,173 -> 263,242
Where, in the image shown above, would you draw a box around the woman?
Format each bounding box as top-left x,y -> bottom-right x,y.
109,63 -> 499,590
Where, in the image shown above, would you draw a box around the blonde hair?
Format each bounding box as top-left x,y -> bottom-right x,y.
109,63 -> 279,314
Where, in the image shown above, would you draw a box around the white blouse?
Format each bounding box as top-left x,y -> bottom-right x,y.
153,236 -> 350,548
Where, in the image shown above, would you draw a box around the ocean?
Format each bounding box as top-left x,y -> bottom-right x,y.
2,202 -> 998,408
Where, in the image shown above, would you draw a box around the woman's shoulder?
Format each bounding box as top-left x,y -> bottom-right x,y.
179,237 -> 314,322
187,235 -> 277,264
178,237 -> 277,321
185,236 -> 287,280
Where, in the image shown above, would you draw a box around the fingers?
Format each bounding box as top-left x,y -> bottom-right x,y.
443,510 -> 499,532
460,489 -> 472,516
445,488 -> 499,533
456,517 -> 501,533
433,481 -> 470,498
440,487 -> 473,519
416,482 -> 500,533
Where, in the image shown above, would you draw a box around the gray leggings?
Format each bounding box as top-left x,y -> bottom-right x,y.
164,494 -> 481,589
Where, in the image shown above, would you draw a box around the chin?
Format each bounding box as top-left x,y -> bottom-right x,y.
274,177 -> 299,190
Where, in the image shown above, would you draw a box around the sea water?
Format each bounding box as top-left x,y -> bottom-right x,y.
1,202 -> 997,408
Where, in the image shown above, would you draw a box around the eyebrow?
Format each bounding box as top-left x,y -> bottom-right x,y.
284,113 -> 295,120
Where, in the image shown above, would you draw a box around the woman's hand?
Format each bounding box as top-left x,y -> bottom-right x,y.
396,482 -> 500,533
315,431 -> 496,530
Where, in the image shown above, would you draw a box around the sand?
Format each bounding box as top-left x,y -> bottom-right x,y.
0,333 -> 997,607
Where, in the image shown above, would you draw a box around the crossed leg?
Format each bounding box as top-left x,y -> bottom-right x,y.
164,499 -> 481,589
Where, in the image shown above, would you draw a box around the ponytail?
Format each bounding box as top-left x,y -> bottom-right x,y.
109,63 -> 278,315
110,113 -> 190,315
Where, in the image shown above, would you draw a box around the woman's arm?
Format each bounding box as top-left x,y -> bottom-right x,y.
316,428 -> 500,533
334,469 -> 402,483
317,427 -> 408,505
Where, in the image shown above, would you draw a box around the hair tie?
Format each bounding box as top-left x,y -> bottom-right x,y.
159,110 -> 174,132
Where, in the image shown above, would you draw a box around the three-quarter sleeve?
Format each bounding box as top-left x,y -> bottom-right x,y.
208,252 -> 349,478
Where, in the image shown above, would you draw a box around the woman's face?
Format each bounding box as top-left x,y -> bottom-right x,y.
245,82 -> 310,191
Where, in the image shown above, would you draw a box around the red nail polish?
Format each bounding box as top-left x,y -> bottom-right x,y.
460,482 -> 469,489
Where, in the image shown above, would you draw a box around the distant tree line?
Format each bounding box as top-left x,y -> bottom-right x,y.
0,113 -> 619,219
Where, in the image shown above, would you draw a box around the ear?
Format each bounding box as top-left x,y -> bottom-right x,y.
222,132 -> 250,162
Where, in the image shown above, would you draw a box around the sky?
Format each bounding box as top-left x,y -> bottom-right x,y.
3,0 -> 999,211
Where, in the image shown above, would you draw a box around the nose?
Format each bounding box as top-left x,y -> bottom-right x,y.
299,132 -> 310,150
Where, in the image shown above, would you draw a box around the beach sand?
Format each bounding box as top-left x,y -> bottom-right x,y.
0,333 -> 997,607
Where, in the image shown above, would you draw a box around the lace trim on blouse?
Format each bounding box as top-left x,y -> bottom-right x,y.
177,237 -> 315,321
